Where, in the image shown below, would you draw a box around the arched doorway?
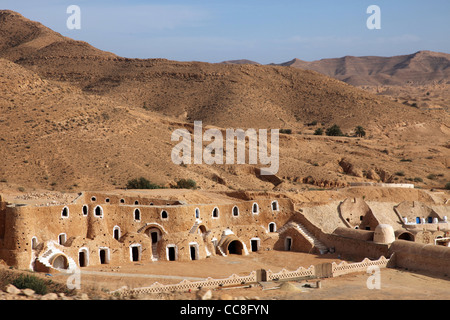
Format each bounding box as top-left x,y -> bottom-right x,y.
99,248 -> 110,264
78,248 -> 89,267
397,232 -> 414,241
52,255 -> 68,270
228,240 -> 244,255
251,238 -> 260,252
285,237 -> 293,251
130,244 -> 141,262
189,243 -> 199,260
145,226 -> 164,260
167,245 -> 177,261
147,227 -> 162,244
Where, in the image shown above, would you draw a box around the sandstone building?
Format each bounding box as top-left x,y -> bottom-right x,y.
0,191 -> 449,277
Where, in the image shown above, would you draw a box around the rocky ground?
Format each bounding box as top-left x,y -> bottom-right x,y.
0,283 -> 89,300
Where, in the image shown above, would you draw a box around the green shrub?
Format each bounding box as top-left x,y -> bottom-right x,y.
395,171 -> 405,177
279,129 -> 292,134
174,179 -> 197,190
126,177 -> 161,189
325,124 -> 343,137
313,128 -> 324,135
445,182 -> 450,190
12,274 -> 48,295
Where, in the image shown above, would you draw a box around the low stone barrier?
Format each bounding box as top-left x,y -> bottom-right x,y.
111,256 -> 391,297
331,256 -> 390,277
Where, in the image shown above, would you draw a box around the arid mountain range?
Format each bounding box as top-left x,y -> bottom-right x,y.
276,51 -> 450,86
0,10 -> 449,193
223,51 -> 450,113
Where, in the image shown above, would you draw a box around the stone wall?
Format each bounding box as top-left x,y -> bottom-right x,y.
0,194 -> 295,269
326,228 -> 390,260
388,240 -> 450,276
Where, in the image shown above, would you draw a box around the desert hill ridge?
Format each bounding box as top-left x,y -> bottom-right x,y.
0,10 -> 116,62
0,10 -> 436,131
223,51 -> 450,113
0,10 -> 449,192
276,50 -> 450,86
222,50 -> 450,86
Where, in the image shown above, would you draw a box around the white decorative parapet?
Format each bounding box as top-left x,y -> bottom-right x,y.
266,266 -> 315,281
111,256 -> 391,297
112,271 -> 258,297
331,256 -> 390,278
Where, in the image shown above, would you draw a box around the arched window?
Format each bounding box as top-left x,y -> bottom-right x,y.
58,233 -> 67,245
271,200 -> 279,211
161,210 -> 168,219
91,196 -> 96,202
195,208 -> 200,219
61,206 -> 69,218
269,222 -> 277,232
252,202 -> 259,214
94,205 -> 103,218
134,208 -> 141,221
31,237 -> 38,250
120,199 -> 125,204
113,226 -> 121,240
212,207 -> 219,218
82,205 -> 88,216
232,206 -> 239,217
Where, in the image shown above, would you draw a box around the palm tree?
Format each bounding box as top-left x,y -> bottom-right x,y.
355,126 -> 366,137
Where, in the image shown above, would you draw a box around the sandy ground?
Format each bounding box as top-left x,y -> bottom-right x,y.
48,250 -> 450,300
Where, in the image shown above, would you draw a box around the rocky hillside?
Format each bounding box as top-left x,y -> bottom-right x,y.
0,10 -> 448,192
277,51 -> 450,86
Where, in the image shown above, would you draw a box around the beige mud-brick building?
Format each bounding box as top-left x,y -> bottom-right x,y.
0,191 -> 449,278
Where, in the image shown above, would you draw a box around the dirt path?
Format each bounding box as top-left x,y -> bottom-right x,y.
47,251 -> 450,300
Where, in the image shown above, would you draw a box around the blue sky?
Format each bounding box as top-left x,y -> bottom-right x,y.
2,0 -> 450,63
